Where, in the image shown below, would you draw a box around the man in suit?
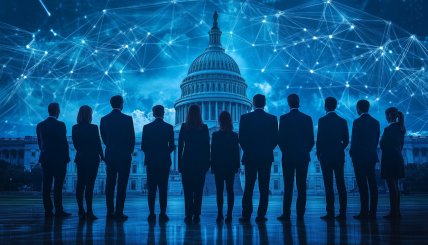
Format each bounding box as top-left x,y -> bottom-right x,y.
239,94 -> 278,222
141,105 -> 175,221
350,100 -> 380,219
277,94 -> 314,221
316,97 -> 349,220
100,95 -> 135,219
36,103 -> 71,217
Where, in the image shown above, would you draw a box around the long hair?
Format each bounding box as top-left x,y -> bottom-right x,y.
185,105 -> 203,130
218,111 -> 233,132
77,105 -> 93,124
385,107 -> 406,134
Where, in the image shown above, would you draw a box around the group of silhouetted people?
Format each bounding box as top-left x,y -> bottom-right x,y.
36,93 -> 406,222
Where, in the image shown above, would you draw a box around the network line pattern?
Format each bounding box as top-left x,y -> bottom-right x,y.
0,0 -> 427,137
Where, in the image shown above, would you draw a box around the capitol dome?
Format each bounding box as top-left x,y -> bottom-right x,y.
174,11 -> 252,130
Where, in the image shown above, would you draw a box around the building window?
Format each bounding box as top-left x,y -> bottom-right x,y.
132,164 -> 137,174
316,179 -> 321,189
142,179 -> 147,190
274,179 -> 279,190
316,163 -> 320,173
101,163 -> 105,173
423,152 -> 426,157
32,152 -> 36,157
130,179 -> 136,190
133,152 -> 137,157
99,179 -> 105,192
143,165 -> 146,174
273,165 -> 278,173
274,152 -> 278,156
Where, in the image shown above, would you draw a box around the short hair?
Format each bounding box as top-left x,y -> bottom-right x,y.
152,105 -> 165,117
357,100 -> 370,113
218,111 -> 233,132
287,94 -> 300,108
110,95 -> 124,109
77,105 -> 93,123
48,103 -> 60,115
325,97 -> 337,111
253,94 -> 266,108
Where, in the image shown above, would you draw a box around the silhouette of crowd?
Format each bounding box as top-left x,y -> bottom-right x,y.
37,93 -> 406,222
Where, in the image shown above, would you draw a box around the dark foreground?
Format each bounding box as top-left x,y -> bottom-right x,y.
0,195 -> 427,244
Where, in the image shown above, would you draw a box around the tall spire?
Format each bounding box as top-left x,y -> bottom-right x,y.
207,11 -> 223,50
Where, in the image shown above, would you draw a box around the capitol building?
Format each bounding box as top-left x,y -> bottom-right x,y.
0,13 -> 423,196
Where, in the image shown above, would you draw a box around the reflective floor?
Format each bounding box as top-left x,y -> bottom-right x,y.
0,195 -> 427,244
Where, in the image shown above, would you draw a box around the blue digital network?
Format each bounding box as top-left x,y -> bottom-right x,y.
0,0 -> 427,136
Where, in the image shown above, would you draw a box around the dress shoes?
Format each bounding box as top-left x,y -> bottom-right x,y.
353,214 -> 369,219
184,216 -> 193,222
55,211 -> 72,217
147,214 -> 156,221
255,216 -> 268,222
225,215 -> 232,222
87,212 -> 98,220
115,214 -> 129,220
45,212 -> 55,218
320,214 -> 335,220
106,213 -> 116,220
383,213 -> 399,219
297,215 -> 304,221
159,213 -> 169,221
78,210 -> 87,219
193,215 -> 201,222
238,217 -> 251,222
335,214 -> 346,220
216,215 -> 224,222
277,214 -> 290,221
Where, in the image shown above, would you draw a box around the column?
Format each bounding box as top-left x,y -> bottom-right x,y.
222,101 -> 225,112
209,101 -> 212,120
202,102 -> 205,120
229,102 -> 232,113
215,101 -> 218,120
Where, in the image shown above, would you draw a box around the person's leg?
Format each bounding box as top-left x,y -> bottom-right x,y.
85,162 -> 99,214
41,163 -> 54,213
395,179 -> 401,216
158,168 -> 170,215
321,162 -> 334,215
214,173 -> 225,217
193,173 -> 206,217
181,173 -> 193,217
282,163 -> 295,217
105,161 -> 118,215
76,163 -> 87,213
295,162 -> 309,217
354,162 -> 369,216
385,178 -> 397,214
147,167 -> 158,215
225,173 -> 235,216
366,162 -> 378,216
242,165 -> 257,218
257,163 -> 272,218
116,161 -> 131,215
333,162 -> 347,215
53,163 -> 67,213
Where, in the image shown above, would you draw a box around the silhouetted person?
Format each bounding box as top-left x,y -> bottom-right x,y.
350,100 -> 380,219
36,103 -> 71,217
100,95 -> 135,220
72,105 -> 104,220
141,105 -> 175,222
380,107 -> 406,219
178,105 -> 210,222
316,97 -> 349,220
211,111 -> 240,222
239,94 -> 278,222
277,94 -> 314,221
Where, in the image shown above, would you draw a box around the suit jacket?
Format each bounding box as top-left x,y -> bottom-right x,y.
100,109 -> 135,162
316,112 -> 349,163
178,123 -> 210,173
238,109 -> 278,165
36,117 -> 70,165
349,114 -> 380,163
141,118 -> 175,169
380,123 -> 405,166
211,131 -> 240,174
278,109 -> 314,163
72,122 -> 104,163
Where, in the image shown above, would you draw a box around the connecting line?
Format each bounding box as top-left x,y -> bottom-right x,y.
38,0 -> 51,17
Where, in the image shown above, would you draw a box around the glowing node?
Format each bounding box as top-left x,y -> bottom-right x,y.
120,70 -> 123,73
103,9 -> 106,13
310,70 -> 314,73
45,51 -> 48,54
318,87 -> 321,89
26,45 -> 30,49
329,35 -> 332,38
376,98 -> 379,101
54,33 -> 57,36
262,20 -> 266,23
70,71 -> 73,73
95,50 -> 98,53
346,84 -> 349,87
261,69 -> 265,72
252,44 -> 255,46
132,48 -> 135,51
230,31 -> 233,34
365,85 -> 368,88
82,40 -> 85,43
396,67 -> 399,70
303,28 -> 307,31
125,45 -> 128,48
351,25 -> 355,29
148,32 -> 151,35
233,50 -> 235,52
313,36 -> 317,40
105,71 -> 108,75
379,46 -> 383,50
274,49 -> 276,52
24,76 -> 27,79
286,65 -> 289,67
286,86 -> 289,89
141,69 -> 144,72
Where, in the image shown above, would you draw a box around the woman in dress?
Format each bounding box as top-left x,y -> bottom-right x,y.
178,105 -> 210,222
72,105 -> 104,219
211,111 -> 240,222
380,107 -> 406,219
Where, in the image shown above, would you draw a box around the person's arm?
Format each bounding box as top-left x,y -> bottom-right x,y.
177,124 -> 185,172
60,122 -> 70,163
95,125 -> 104,161
71,126 -> 79,152
128,117 -> 136,154
308,117 -> 315,152
204,125 -> 211,171
210,133 -> 217,173
342,120 -> 349,149
271,116 -> 279,151
168,126 -> 175,154
100,118 -> 107,146
36,124 -> 41,150
278,116 -> 285,152
380,127 -> 391,151
140,125 -> 148,153
238,116 -> 247,152
316,119 -> 323,160
349,120 -> 358,158
235,133 -> 241,172
375,121 -> 380,155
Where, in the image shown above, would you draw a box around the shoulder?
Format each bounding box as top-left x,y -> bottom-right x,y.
58,120 -> 67,127
203,124 -> 208,130
90,123 -> 99,130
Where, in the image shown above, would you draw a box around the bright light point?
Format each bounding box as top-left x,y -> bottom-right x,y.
304,28 -> 307,31
261,69 -> 265,72
310,70 -> 314,73
319,87 -> 321,89
274,49 -> 277,52
252,44 -> 255,46
376,59 -> 378,61
105,71 -> 108,75
141,69 -> 144,72
286,65 -> 289,67
54,33 -> 57,36
233,50 -> 235,52
351,25 -> 355,29
396,67 -> 399,70
169,41 -> 172,44
24,76 -> 27,79
95,50 -> 98,53
125,45 -> 128,48
45,51 -> 48,54
389,90 -> 391,92
346,84 -> 349,87
379,46 -> 383,50
82,40 -> 85,43
365,85 -> 368,88
103,10 -> 106,12
376,98 -> 379,101
148,32 -> 151,35
230,31 -> 233,34
329,35 -> 332,38
262,20 -> 266,23
389,50 -> 392,53
313,36 -> 317,39
70,71 -> 73,73
120,70 -> 123,73
132,48 -> 135,51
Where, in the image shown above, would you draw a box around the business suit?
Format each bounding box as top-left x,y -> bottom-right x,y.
211,130 -> 240,217
178,123 -> 210,217
141,118 -> 175,215
278,109 -> 314,217
72,122 -> 104,214
100,109 -> 135,216
239,109 -> 278,219
36,117 -> 70,214
316,112 -> 349,216
350,113 -> 380,216
380,123 -> 405,179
